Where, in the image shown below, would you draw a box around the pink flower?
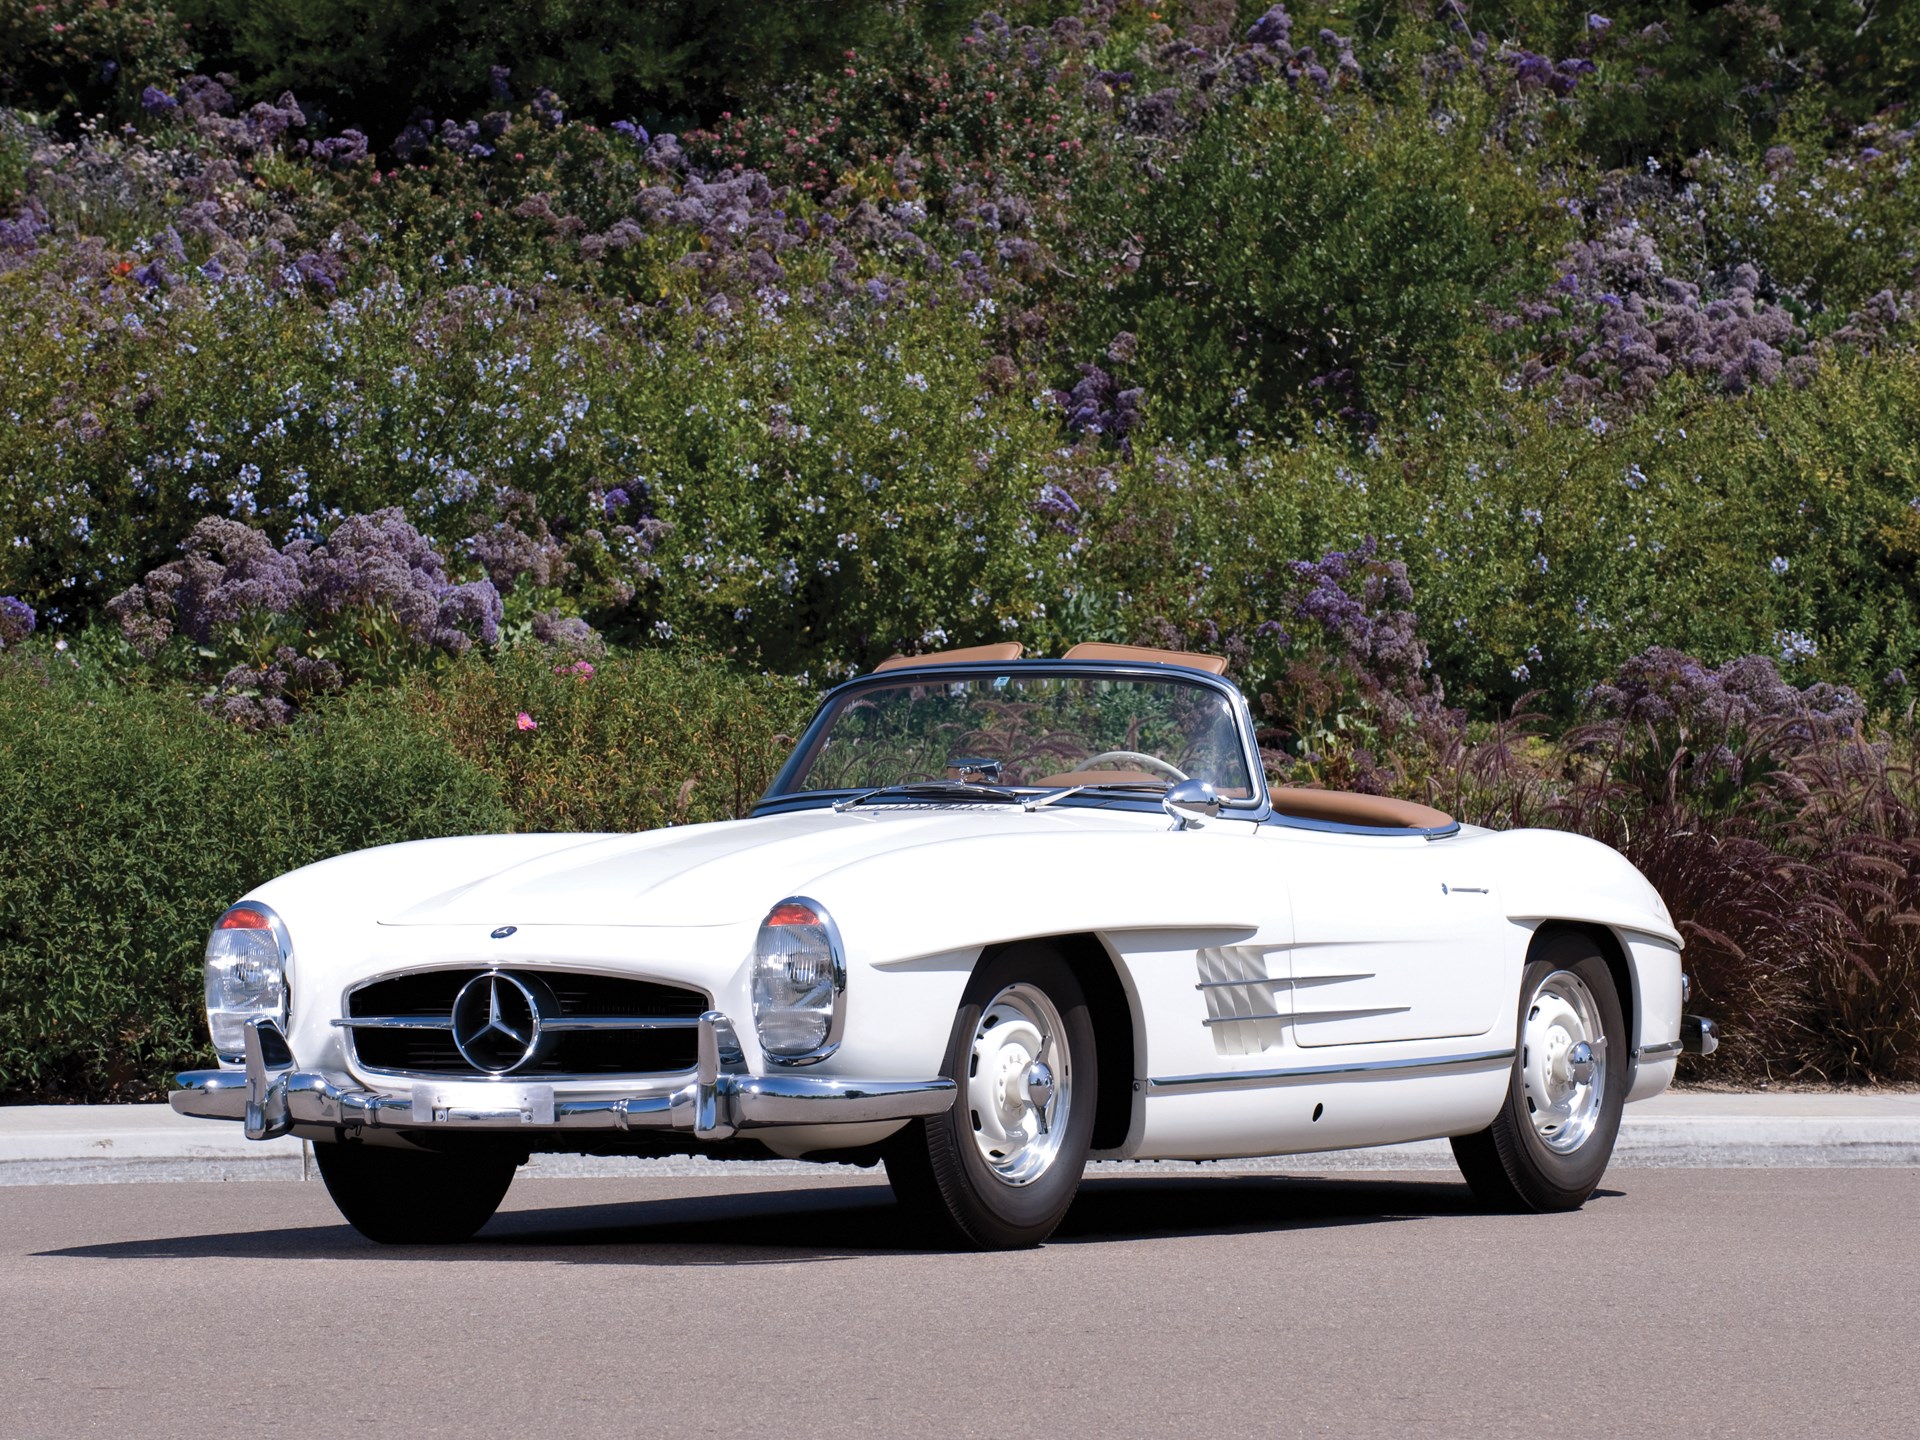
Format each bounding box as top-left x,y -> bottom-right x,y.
515,711 -> 538,731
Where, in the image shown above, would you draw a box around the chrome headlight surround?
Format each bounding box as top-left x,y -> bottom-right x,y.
749,896 -> 846,1067
204,901 -> 293,1065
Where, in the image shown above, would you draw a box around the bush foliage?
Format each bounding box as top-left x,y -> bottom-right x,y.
0,658 -> 511,1100
0,646 -> 807,1100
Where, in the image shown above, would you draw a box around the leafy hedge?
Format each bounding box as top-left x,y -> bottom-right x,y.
0,647 -> 805,1100
416,645 -> 814,832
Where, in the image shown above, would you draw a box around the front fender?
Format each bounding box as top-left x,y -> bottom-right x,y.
1487,827 -> 1681,947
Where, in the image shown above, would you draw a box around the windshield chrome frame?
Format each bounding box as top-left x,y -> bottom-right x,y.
755,660 -> 1271,816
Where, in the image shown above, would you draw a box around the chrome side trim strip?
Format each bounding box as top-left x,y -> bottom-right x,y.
1200,1005 -> 1411,1028
1148,1047 -> 1517,1092
1193,972 -> 1374,991
1635,1039 -> 1684,1059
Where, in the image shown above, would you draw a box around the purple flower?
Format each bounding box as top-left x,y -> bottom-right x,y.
106,517 -> 304,651
290,250 -> 343,294
1057,363 -> 1144,448
140,85 -> 178,114
311,130 -> 369,167
1283,538 -> 1433,703
1511,51 -> 1555,89
391,111 -> 436,161
1589,647 -> 1860,749
434,580 -> 503,652
611,120 -> 650,146
465,500 -> 566,592
533,610 -> 603,655
1245,6 -> 1293,48
180,74 -> 235,119
0,596 -> 35,646
1587,13 -> 1612,32
1,203 -> 47,254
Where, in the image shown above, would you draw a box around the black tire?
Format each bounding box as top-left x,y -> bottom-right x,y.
883,943 -> 1098,1250
1452,931 -> 1627,1213
313,1140 -> 518,1244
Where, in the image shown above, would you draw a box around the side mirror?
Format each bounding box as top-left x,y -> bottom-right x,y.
1163,778 -> 1221,830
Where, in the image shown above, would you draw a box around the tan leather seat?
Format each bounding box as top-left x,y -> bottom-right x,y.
1028,769 -> 1163,787
1061,642 -> 1229,675
874,642 -> 1025,672
1271,788 -> 1454,831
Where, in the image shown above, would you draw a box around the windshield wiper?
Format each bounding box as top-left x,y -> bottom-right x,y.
833,781 -> 1021,812
1023,780 -> 1172,811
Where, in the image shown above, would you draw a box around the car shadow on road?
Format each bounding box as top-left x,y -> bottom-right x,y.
37,1173 -> 1626,1266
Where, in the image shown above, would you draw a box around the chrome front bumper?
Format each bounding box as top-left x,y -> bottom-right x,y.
170,1013 -> 955,1143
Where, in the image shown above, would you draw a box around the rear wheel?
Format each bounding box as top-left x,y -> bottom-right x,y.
313,1141 -> 518,1244
1452,931 -> 1626,1212
883,943 -> 1097,1249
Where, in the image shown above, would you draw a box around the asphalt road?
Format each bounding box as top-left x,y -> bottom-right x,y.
4,1167 -> 1915,1438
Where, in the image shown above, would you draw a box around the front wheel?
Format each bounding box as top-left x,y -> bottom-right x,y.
1451,932 -> 1626,1212
313,1141 -> 518,1244
883,943 -> 1097,1249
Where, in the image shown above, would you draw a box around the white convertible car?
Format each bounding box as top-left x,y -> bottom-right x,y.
174,643 -> 1716,1248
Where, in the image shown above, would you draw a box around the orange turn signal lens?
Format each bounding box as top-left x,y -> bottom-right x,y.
765,901 -> 820,927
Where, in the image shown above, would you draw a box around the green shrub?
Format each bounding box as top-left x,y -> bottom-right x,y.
0,247 -> 1091,672
1071,83 -> 1545,438
0,0 -> 195,125
0,641 -> 816,1099
412,645 -> 814,832
0,656 -> 510,1100
1069,351 -> 1920,716
173,0 -> 905,140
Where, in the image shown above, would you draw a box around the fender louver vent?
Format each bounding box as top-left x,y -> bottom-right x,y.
1196,946 -> 1288,1056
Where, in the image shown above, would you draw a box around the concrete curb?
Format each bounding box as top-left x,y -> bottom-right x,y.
3,1091 -> 1916,1184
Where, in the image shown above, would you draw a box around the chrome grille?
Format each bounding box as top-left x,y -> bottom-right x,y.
343,968 -> 707,1078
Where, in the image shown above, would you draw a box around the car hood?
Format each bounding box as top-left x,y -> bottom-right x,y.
380,803 -> 1165,929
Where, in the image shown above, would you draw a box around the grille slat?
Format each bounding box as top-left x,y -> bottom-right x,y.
346,968 -> 706,1077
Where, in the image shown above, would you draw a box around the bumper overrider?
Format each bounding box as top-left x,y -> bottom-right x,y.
171,1014 -> 956,1144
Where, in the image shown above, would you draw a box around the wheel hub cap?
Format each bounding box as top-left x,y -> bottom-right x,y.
966,985 -> 1071,1187
1521,970 -> 1607,1154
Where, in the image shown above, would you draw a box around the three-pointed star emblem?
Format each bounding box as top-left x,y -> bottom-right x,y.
484,975 -> 530,1046
450,970 -> 542,1073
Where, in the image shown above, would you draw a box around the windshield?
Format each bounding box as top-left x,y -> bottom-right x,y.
771,670 -> 1258,799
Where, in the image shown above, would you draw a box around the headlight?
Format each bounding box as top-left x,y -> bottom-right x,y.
204,902 -> 291,1063
749,897 -> 845,1065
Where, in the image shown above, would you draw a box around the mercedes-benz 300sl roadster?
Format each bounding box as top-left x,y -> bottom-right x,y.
173,643 -> 1716,1248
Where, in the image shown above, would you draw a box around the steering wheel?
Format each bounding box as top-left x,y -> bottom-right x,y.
1070,750 -> 1188,782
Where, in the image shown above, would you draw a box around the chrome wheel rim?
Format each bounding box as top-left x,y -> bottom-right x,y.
965,984 -> 1071,1187
1521,969 -> 1608,1153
